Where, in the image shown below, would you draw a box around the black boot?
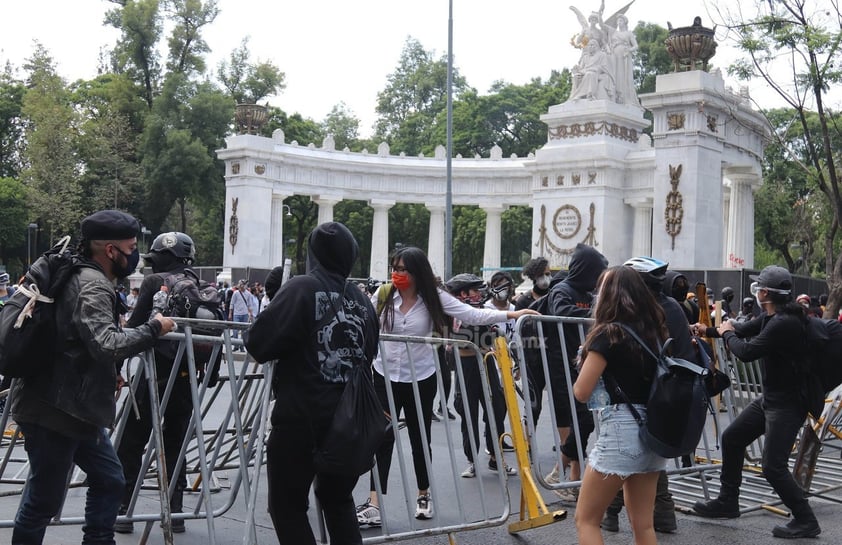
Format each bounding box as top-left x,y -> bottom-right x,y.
654,471 -> 677,533
693,496 -> 740,519
114,504 -> 134,534
772,517 -> 821,539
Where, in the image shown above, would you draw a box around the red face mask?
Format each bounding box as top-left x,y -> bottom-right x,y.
391,272 -> 412,290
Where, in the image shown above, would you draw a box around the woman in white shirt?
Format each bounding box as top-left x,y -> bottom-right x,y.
355,247 -> 537,525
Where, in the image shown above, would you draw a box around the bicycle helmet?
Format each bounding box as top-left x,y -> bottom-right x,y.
0,272 -> 9,284
721,286 -> 734,302
144,232 -> 196,264
623,256 -> 668,290
445,273 -> 488,306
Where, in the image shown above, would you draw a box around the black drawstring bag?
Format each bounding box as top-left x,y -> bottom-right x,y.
314,363 -> 389,476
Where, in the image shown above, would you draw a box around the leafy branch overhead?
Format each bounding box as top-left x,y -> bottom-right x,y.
218,38 -> 286,104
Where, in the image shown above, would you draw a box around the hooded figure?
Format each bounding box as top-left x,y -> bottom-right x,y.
245,222 -> 380,545
664,270 -> 699,324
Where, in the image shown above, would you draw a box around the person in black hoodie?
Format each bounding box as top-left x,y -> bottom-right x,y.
663,270 -> 699,325
542,243 -> 607,500
245,222 -> 380,545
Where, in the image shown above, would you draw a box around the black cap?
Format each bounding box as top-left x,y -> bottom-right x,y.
81,210 -> 140,241
749,265 -> 792,293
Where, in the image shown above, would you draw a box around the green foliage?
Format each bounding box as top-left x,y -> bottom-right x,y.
21,45 -> 84,239
105,0 -> 164,109
451,206 -> 485,275
283,195 -> 318,275
501,206 -> 533,272
374,37 -> 469,156
321,102 -> 361,151
335,200 -> 374,277
164,0 -> 219,75
264,107 -> 323,144
0,65 -> 26,179
0,177 -> 29,271
633,22 -> 672,94
218,37 -> 286,104
722,0 -> 842,313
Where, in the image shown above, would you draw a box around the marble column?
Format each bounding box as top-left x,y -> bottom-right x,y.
369,199 -> 395,280
724,167 -> 759,269
269,194 -> 288,267
426,204 -> 446,278
312,195 -> 342,225
626,198 -> 653,258
481,204 -> 506,281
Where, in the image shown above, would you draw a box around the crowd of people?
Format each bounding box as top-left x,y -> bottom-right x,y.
1,213 -> 830,545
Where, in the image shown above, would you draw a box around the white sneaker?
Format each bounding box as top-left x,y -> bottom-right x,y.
461,463 -> 476,478
544,466 -> 561,485
356,499 -> 381,526
555,486 -> 579,504
415,493 -> 434,519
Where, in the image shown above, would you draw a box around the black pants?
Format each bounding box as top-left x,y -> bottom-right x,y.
117,370 -> 191,512
266,421 -> 361,545
453,351 -> 507,463
720,396 -> 816,521
370,372 -> 437,493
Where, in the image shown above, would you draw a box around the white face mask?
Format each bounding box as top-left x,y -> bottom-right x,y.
535,274 -> 551,290
492,288 -> 510,302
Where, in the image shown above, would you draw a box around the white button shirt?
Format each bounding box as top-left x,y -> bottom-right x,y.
372,287 -> 509,383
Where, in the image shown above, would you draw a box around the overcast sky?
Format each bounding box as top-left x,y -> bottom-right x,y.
0,0 -> 816,137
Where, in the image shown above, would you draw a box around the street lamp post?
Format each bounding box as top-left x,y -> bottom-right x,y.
140,226 -> 152,253
27,223 -> 38,266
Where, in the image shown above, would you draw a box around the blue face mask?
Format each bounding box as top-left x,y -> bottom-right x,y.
111,247 -> 140,279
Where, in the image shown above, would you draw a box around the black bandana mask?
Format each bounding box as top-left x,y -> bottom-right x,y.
111,248 -> 140,279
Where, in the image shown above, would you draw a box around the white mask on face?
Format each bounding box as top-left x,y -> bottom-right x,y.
535,274 -> 551,290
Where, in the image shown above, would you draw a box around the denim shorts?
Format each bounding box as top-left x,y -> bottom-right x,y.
587,404 -> 666,478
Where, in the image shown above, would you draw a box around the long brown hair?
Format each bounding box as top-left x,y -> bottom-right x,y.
380,246 -> 448,337
583,266 -> 668,362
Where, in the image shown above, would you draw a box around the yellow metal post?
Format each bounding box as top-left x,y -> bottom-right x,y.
493,336 -> 566,533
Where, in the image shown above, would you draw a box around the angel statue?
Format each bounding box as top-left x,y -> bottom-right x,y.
567,1 -> 637,105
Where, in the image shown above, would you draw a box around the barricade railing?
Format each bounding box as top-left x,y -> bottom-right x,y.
345,333 -> 514,545
0,319 -> 272,545
509,315 -> 732,508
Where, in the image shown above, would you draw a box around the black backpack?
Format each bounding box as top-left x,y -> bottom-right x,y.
0,237 -> 89,379
155,269 -> 225,375
804,317 -> 842,394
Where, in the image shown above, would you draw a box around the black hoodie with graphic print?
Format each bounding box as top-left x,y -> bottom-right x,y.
245,222 -> 380,426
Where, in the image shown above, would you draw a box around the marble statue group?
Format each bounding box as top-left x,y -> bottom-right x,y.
568,0 -> 639,106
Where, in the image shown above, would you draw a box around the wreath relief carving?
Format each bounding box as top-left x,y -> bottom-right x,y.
229,197 -> 239,254
664,164 -> 684,250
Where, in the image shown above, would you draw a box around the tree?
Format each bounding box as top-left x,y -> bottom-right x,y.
718,0 -> 842,314
321,102 -> 361,151
218,38 -> 286,104
105,0 -> 164,109
0,177 -> 29,273
374,37 -> 469,156
0,64 -> 26,179
164,0 -> 219,76
633,22 -> 673,94
21,44 -> 84,240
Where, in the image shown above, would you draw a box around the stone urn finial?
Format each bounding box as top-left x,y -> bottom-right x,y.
234,103 -> 268,135
665,16 -> 717,72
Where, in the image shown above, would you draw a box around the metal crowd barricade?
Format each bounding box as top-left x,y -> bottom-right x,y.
338,333 -> 513,545
0,318 -> 274,545
510,315 -> 727,507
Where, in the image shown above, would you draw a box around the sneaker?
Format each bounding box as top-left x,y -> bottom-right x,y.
772,518 -> 821,539
447,410 -> 457,420
356,500 -> 381,527
461,463 -> 476,478
601,512 -> 619,532
501,439 -> 515,452
415,493 -> 434,519
693,497 -> 740,519
555,486 -> 579,504
544,466 -> 561,485
431,411 -> 441,422
488,458 -> 517,476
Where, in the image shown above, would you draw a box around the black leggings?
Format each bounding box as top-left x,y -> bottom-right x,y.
370,372 -> 437,493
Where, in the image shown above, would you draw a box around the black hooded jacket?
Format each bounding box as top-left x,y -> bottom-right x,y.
245,223 -> 380,425
547,244 -> 608,359
664,270 -> 699,324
